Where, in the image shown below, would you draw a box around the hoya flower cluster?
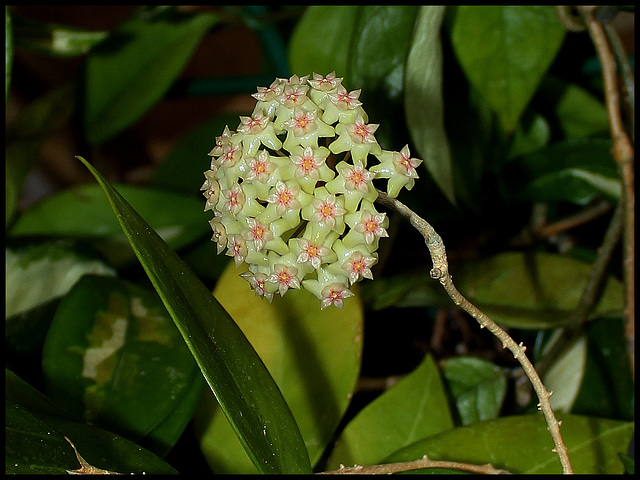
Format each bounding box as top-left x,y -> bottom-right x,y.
201,73 -> 422,309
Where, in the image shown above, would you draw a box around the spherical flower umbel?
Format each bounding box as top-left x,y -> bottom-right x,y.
202,73 -> 423,308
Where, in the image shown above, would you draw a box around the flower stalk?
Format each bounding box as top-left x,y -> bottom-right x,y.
374,189 -> 574,474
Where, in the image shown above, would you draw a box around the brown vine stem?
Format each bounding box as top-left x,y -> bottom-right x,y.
579,6 -> 635,378
374,189 -> 574,474
536,200 -> 623,378
320,455 -> 510,475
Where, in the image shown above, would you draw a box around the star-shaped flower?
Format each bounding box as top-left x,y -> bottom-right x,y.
309,192 -> 346,231
370,145 -> 423,197
341,250 -> 377,284
201,169 -> 221,212
268,264 -> 301,296
354,208 -> 389,245
295,238 -> 333,270
240,270 -> 275,302
226,234 -> 248,266
320,282 -> 354,309
208,125 -> 234,159
245,150 -> 276,184
244,217 -> 273,251
266,180 -> 302,216
208,214 -> 227,254
329,115 -> 382,164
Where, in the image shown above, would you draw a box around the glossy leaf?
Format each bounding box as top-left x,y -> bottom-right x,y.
348,6 -> 418,101
537,75 -> 610,140
507,139 -> 620,205
5,84 -> 74,226
288,6 -> 358,81
383,414 -> 634,474
327,354 -> 453,470
452,252 -> 624,329
554,82 -> 609,139
195,262 -> 363,473
405,6 -> 455,205
360,270 -> 449,311
571,317 -> 634,420
440,356 -> 507,425
150,112 -> 244,193
10,183 -> 210,265
6,369 -> 178,475
347,6 -> 418,150
507,112 -> 551,161
84,9 -> 221,144
76,156 -> 311,474
11,14 -> 108,57
363,252 -> 623,330
619,453 -> 634,474
5,240 -> 115,319
41,275 -> 204,455
541,331 -> 587,413
450,6 -> 566,132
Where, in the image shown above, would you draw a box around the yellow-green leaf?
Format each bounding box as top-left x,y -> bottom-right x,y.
195,262 -> 363,473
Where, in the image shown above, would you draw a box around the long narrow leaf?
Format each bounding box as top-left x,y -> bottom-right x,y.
76,156 -> 311,474
404,6 -> 455,205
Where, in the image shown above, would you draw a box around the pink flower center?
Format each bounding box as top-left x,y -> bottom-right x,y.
300,156 -> 316,173
363,218 -> 379,234
276,270 -> 293,285
277,190 -> 293,206
318,202 -> 336,219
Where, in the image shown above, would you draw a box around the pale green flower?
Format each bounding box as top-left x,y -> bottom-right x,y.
371,145 -> 423,197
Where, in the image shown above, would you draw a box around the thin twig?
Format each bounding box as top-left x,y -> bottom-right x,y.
536,200 -> 623,378
579,6 -> 635,378
536,200 -> 611,238
375,189 -> 573,474
603,23 -> 634,141
511,200 -> 612,247
320,454 -> 510,475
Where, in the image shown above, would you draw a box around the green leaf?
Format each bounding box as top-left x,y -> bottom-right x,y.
571,317 -> 634,420
538,75 -> 610,140
327,354 -> 453,470
506,139 -> 620,205
404,6 -> 455,205
348,6 -> 418,102
450,6 -> 566,132
41,275 -> 204,455
541,331 -> 588,413
383,414 -> 634,474
347,6 -> 418,149
452,252 -> 624,329
84,9 -> 221,144
507,112 -> 551,161
367,252 -> 624,330
440,356 -> 507,425
619,453 -> 634,474
5,240 -> 115,319
360,270 -> 448,311
11,14 -> 108,57
150,112 -> 243,193
6,369 -> 178,475
5,84 -> 75,226
554,83 -> 609,139
10,183 -> 210,265
76,156 -> 311,474
288,6 -> 358,80
195,262 -> 363,473
6,6 -> 12,103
